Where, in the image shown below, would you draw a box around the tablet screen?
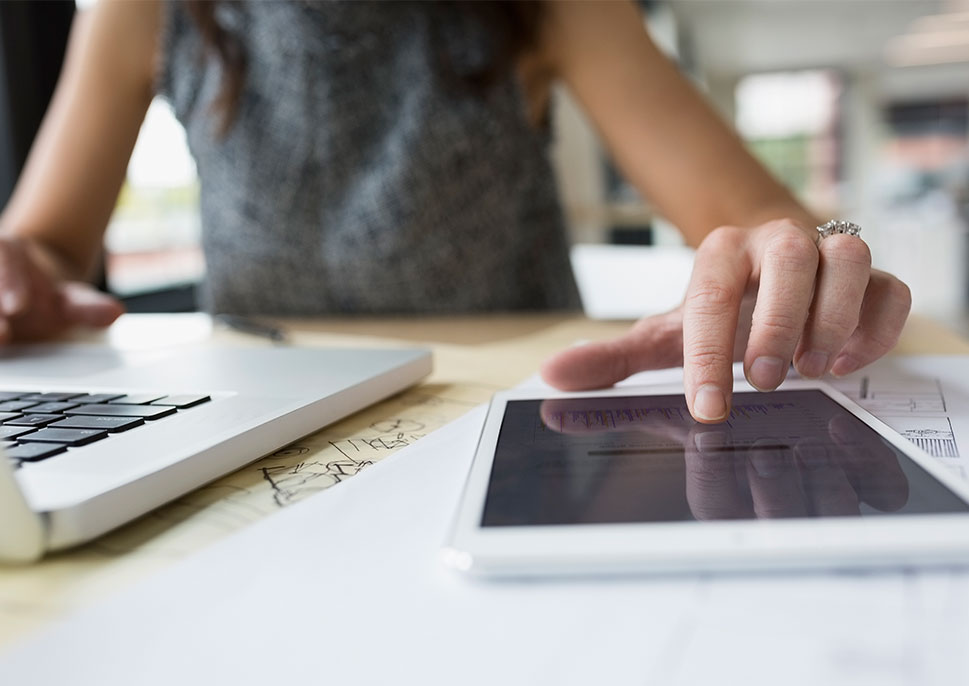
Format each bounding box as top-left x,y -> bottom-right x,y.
481,390 -> 969,526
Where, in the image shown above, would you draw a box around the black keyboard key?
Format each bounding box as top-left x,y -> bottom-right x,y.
0,400 -> 40,412
0,412 -> 23,423
152,394 -> 210,409
20,392 -> 86,402
23,401 -> 81,414
109,393 -> 167,405
5,443 -> 66,462
71,393 -> 125,404
20,428 -> 108,446
0,391 -> 31,401
0,425 -> 35,440
49,416 -> 144,433
5,414 -> 64,427
65,404 -> 176,419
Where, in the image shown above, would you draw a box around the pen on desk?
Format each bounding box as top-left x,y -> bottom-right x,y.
215,314 -> 289,343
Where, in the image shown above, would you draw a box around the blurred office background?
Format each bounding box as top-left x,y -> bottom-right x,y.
557,0 -> 969,327
2,0 -> 969,327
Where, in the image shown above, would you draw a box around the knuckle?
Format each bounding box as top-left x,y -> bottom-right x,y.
754,310 -> 803,338
815,309 -> 860,336
685,343 -> 732,376
765,227 -> 818,263
861,330 -> 898,356
765,216 -> 808,233
685,281 -> 739,313
823,235 -> 872,268
761,231 -> 819,276
856,320 -> 904,356
699,225 -> 745,253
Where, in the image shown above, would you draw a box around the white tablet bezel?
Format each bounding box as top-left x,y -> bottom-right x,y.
444,379 -> 969,576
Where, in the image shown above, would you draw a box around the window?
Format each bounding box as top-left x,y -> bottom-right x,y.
103,99 -> 203,297
735,70 -> 843,217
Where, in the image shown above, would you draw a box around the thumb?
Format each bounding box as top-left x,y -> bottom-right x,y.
59,282 -> 126,327
540,309 -> 684,390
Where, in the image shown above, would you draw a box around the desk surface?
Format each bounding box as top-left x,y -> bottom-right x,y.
0,313 -> 966,648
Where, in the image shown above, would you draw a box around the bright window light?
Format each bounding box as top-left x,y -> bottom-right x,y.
736,71 -> 839,139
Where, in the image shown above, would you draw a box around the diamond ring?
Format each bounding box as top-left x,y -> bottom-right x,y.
816,220 -> 862,244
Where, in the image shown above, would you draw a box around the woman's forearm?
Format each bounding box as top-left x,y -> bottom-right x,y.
0,0 -> 160,281
543,0 -> 822,244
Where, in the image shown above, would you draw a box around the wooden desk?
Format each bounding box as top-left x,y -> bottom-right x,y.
0,313 -> 965,648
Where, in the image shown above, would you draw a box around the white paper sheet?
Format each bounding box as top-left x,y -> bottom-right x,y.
829,355 -> 969,479
3,359 -> 969,685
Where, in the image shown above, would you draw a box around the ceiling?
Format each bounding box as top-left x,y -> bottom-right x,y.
666,0 -> 969,97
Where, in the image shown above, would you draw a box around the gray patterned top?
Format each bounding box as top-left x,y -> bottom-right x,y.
156,0 -> 580,315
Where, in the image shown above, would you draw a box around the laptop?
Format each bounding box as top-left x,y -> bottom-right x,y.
0,340 -> 431,562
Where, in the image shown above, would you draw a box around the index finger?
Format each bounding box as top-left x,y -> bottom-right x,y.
682,227 -> 750,423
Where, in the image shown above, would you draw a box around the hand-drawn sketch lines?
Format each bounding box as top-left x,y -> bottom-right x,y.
105,384 -> 493,550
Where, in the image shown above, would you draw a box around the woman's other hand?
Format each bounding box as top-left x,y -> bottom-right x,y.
0,0 -> 157,345
0,237 -> 124,344
541,218 -> 911,423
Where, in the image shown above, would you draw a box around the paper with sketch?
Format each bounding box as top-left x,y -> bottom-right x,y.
829,355 -> 969,479
3,403 -> 969,685
0,380 -> 497,648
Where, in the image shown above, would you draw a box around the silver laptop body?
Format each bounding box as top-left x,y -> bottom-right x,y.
0,342 -> 431,562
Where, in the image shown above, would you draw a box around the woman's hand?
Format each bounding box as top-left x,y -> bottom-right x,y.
541,3 -> 911,422
0,0 -> 157,345
541,218 -> 912,423
0,237 -> 124,344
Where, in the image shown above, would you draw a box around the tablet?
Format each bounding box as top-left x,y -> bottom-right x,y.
444,379 -> 969,576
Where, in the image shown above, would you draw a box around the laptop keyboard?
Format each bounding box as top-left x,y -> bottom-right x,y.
0,391 -> 210,467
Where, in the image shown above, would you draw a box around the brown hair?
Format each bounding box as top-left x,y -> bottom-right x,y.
183,0 -> 545,135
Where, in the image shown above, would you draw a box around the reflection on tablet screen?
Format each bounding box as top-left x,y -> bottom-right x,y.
481,390 -> 969,526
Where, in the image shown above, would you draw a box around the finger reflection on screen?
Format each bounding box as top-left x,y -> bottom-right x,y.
827,413 -> 909,512
685,427 -> 753,520
744,439 -> 807,519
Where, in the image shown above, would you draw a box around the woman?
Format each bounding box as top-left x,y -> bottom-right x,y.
0,0 -> 911,423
